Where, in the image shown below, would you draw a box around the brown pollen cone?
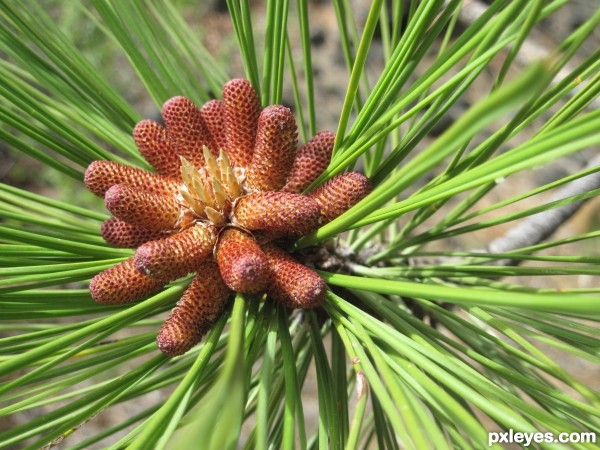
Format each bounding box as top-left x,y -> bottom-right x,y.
83,79 -> 368,358
133,120 -> 181,179
216,228 -> 270,293
89,257 -> 167,305
101,217 -> 167,248
162,96 -> 214,167
84,160 -> 179,197
222,78 -> 261,168
104,184 -> 181,232
308,172 -> 372,223
283,131 -> 335,193
157,262 -> 231,356
233,191 -> 321,238
262,244 -> 326,309
246,105 -> 298,191
134,223 -> 217,280
200,99 -> 227,152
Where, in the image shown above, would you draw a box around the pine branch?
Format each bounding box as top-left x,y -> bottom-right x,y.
487,153 -> 600,265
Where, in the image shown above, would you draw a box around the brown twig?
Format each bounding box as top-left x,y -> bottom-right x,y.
487,154 -> 600,265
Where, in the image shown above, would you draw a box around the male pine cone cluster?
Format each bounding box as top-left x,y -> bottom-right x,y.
85,79 -> 371,356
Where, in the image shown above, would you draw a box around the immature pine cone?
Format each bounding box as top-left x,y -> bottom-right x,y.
86,78 -> 371,356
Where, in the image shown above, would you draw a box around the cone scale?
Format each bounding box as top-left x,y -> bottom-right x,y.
90,258 -> 167,305
157,262 -> 231,357
216,228 -> 270,293
134,223 -> 217,280
233,191 -> 321,238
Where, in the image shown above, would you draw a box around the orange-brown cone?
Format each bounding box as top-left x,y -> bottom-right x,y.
157,263 -> 231,356
105,184 -> 181,232
133,120 -> 181,179
233,191 -> 321,238
216,228 -> 270,293
222,78 -> 261,168
101,217 -> 168,248
283,131 -> 334,193
84,160 -> 179,197
162,96 -> 214,167
262,244 -> 326,309
89,257 -> 167,305
134,223 -> 217,280
308,172 -> 372,223
246,105 -> 298,191
200,99 -> 227,153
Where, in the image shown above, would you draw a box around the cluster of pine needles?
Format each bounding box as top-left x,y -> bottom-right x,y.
0,1 -> 599,449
